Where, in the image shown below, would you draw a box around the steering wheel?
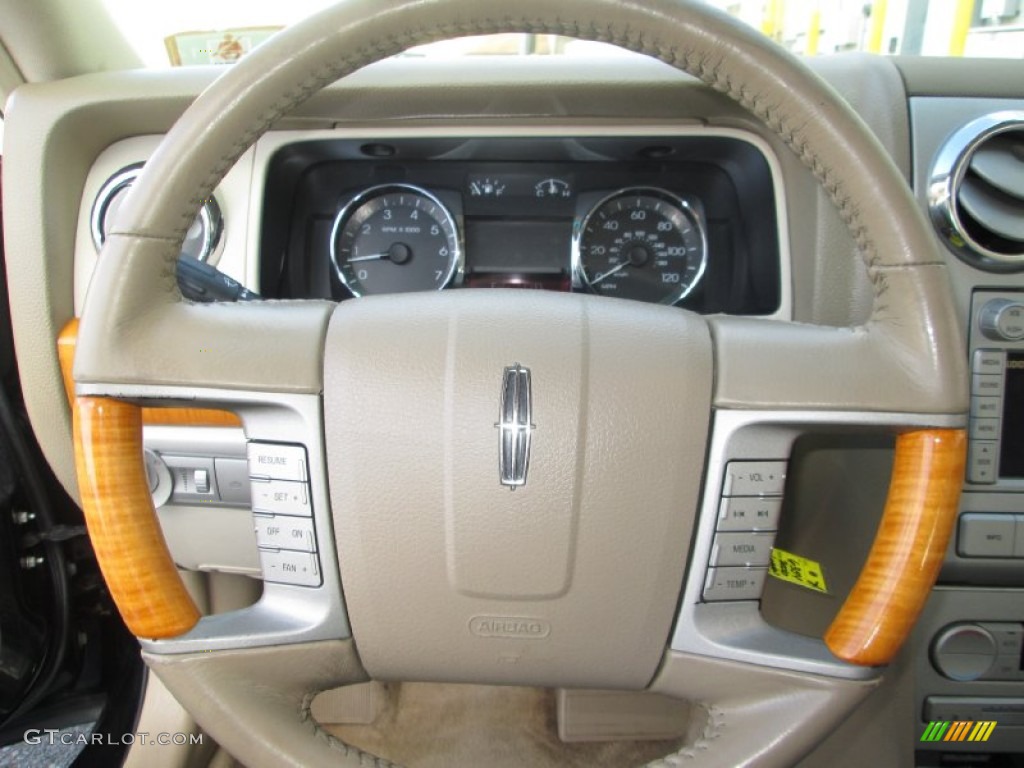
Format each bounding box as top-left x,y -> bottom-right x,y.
71,0 -> 969,765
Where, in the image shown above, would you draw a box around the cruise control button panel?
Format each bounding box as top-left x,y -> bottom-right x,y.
247,442 -> 322,587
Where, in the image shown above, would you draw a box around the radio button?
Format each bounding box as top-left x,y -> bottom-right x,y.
958,513 -> 1015,558
970,396 -> 1002,418
967,441 -> 999,484
970,417 -> 1001,441
971,374 -> 1004,397
972,348 -> 1006,373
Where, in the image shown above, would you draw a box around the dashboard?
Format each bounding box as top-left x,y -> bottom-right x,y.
258,134 -> 781,314
5,53 -> 1024,765
81,131 -> 786,316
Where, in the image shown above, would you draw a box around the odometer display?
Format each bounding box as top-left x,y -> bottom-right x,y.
574,188 -> 707,304
331,184 -> 461,297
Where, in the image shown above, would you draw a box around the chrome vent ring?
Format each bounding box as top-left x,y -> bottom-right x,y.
929,111 -> 1024,272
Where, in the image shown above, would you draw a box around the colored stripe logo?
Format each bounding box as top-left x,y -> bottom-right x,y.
921,721 -> 997,742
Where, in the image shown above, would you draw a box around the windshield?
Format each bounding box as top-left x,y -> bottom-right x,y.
101,0 -> 1023,67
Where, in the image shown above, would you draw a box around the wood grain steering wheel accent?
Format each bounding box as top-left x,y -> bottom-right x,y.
825,429 -> 965,665
73,398 -> 200,638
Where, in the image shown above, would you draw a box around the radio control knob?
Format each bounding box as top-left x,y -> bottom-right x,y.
931,623 -> 998,681
979,299 -> 1024,341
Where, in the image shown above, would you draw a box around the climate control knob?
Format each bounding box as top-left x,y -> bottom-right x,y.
931,623 -> 998,681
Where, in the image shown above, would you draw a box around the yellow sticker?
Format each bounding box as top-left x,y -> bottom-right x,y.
769,548 -> 828,593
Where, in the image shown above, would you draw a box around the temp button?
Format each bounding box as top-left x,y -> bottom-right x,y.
703,567 -> 768,601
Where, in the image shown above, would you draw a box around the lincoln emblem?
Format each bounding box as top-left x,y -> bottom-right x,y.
496,364 -> 534,489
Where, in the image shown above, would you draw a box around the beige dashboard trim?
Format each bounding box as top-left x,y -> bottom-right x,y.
72,136 -> 256,316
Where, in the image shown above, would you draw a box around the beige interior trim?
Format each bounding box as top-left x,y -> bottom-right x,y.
0,0 -> 138,82
895,56 -> 1024,98
0,38 -> 24,107
144,640 -> 379,768
123,674 -> 209,768
646,652 -> 876,768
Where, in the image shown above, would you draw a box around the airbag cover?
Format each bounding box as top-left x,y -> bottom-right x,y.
324,290 -> 711,688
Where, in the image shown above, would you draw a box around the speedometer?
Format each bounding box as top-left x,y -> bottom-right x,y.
331,184 -> 461,297
573,188 -> 707,304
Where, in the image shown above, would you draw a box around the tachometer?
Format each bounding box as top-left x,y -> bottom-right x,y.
331,184 -> 461,297
573,188 -> 707,304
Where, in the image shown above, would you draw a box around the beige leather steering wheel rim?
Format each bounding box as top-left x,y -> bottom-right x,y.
71,1 -> 969,766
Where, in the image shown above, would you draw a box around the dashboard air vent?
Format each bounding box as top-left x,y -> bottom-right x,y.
929,111 -> 1024,272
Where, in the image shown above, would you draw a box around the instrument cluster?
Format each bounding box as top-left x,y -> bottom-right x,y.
259,135 -> 782,316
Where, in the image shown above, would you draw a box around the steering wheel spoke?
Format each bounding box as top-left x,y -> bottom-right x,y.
74,381 -> 352,652
669,408 -> 965,676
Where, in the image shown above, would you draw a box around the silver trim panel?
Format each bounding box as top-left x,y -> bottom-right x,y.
671,408 -> 966,681
124,388 -> 350,655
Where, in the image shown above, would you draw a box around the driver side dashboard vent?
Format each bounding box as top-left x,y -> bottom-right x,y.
929,111 -> 1024,272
